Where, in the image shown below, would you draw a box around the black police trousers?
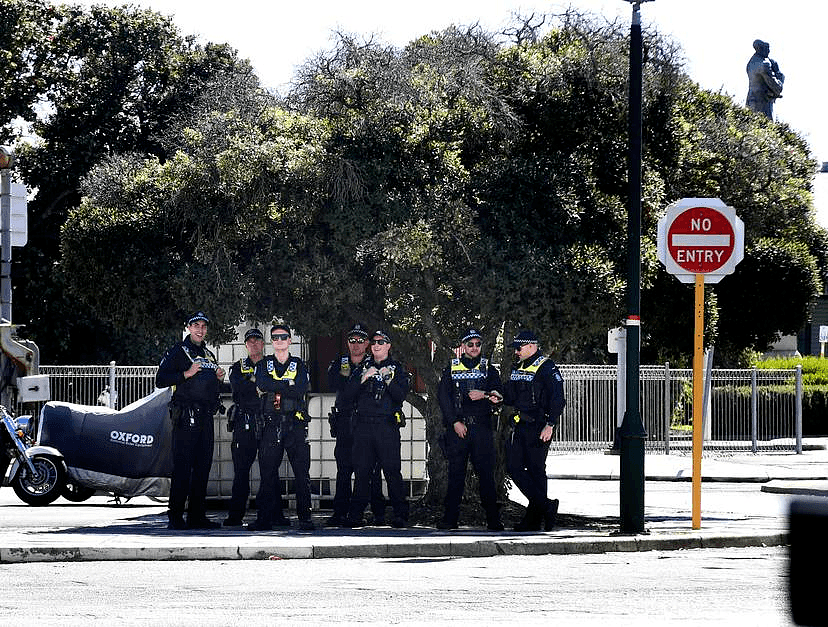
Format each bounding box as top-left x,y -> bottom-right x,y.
227,414 -> 259,521
332,414 -> 385,520
169,406 -> 215,523
443,422 -> 499,526
255,417 -> 311,526
348,419 -> 408,522
506,421 -> 553,522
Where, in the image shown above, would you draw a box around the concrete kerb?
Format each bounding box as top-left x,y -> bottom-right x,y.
0,531 -> 790,563
762,481 -> 828,496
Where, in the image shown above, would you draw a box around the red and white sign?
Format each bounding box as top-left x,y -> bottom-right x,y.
657,198 -> 744,284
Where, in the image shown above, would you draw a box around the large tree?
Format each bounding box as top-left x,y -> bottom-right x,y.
59,11 -> 825,507
3,1 -> 257,362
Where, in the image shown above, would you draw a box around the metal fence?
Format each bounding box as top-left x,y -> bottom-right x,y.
554,364 -> 802,454
20,363 -> 802,475
36,364 -> 158,412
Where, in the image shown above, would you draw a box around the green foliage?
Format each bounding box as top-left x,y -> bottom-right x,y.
61,103 -> 329,350
801,387 -> 828,435
0,0 -> 58,142
715,239 -> 821,362
748,356 -> 828,434
755,355 -> 828,386
4,2 -> 257,361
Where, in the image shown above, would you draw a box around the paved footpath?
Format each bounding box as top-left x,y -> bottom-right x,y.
1,440 -> 826,563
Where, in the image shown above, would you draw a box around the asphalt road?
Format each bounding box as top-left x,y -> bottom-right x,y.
0,546 -> 792,626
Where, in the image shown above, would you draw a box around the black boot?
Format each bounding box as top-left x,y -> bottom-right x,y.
544,499 -> 559,531
485,506 -> 504,531
514,504 -> 542,532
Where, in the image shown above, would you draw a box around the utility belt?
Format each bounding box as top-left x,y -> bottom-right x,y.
262,392 -> 300,414
457,414 -> 492,428
169,402 -> 216,430
261,410 -> 308,445
354,414 -> 389,425
263,410 -> 307,425
354,410 -> 405,428
227,406 -> 262,437
511,410 -> 543,425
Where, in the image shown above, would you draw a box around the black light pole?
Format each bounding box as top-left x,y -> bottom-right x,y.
619,0 -> 651,534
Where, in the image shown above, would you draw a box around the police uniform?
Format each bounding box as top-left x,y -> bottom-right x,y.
326,330 -> 386,526
437,329 -> 503,530
503,330 -> 566,531
250,351 -> 312,530
155,312 -> 222,529
342,332 -> 410,527
224,330 -> 265,526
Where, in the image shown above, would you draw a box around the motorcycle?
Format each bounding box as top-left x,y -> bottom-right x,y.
37,387 -> 173,504
0,405 -> 67,506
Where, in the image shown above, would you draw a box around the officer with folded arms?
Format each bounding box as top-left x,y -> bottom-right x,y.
343,330 -> 411,528
503,329 -> 566,532
156,311 -> 226,530
224,328 -> 266,527
437,328 -> 504,531
248,323 -> 313,531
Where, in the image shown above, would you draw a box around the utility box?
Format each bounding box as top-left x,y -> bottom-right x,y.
17,375 -> 50,403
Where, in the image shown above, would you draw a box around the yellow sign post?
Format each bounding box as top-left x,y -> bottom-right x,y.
692,273 -> 704,529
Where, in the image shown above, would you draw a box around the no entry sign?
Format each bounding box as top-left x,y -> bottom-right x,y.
657,198 -> 744,283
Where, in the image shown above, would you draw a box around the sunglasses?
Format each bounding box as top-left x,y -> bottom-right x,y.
371,339 -> 389,346
465,341 -> 482,348
348,337 -> 366,344
271,333 -> 290,341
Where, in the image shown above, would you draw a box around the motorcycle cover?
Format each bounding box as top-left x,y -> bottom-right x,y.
38,388 -> 173,497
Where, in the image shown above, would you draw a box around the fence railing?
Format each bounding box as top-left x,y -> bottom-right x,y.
554,364 -> 802,454
19,363 -> 801,505
22,363 -> 802,458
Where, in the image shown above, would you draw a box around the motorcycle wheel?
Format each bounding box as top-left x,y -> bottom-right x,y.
12,455 -> 67,506
61,480 -> 96,502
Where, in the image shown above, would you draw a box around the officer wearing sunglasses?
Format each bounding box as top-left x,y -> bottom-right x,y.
248,323 -> 313,531
436,328 -> 504,531
325,323 -> 386,527
341,329 -> 411,528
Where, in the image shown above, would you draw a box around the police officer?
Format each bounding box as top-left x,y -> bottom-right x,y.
437,328 -> 504,531
325,323 -> 386,527
156,311 -> 226,530
224,328 -> 266,527
343,330 -> 410,528
248,323 -> 313,531
503,329 -> 566,532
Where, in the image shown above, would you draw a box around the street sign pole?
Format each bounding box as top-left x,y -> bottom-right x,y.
692,273 -> 704,529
